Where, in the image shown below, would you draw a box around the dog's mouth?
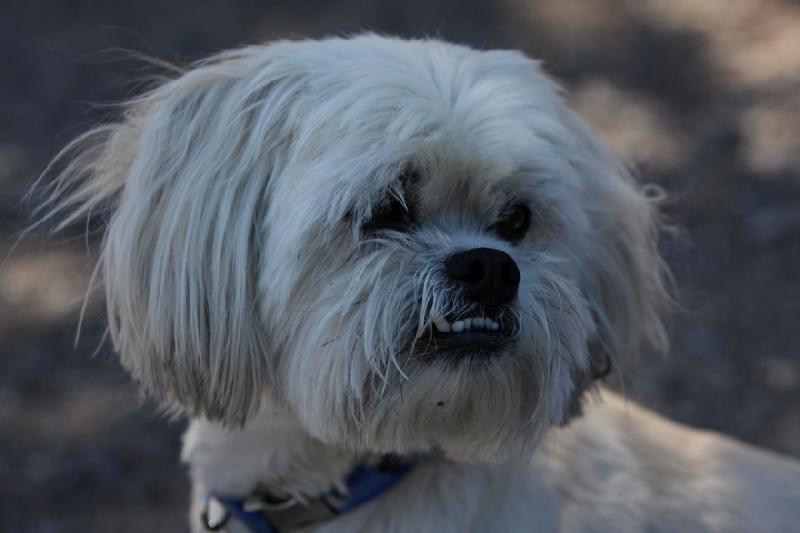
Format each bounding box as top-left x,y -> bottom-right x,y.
431,312 -> 502,334
418,310 -> 516,357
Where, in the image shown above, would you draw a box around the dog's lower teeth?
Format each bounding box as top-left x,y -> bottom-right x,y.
433,315 -> 501,333
433,317 -> 451,333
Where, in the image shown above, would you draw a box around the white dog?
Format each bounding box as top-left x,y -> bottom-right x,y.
41,35 -> 800,532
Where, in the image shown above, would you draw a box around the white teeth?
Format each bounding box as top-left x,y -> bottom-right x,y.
432,314 -> 501,334
432,314 -> 452,333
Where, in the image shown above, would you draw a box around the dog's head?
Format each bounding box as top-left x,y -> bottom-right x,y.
45,35 -> 669,462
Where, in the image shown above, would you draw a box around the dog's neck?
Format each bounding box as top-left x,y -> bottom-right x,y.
182,407 -> 375,500
182,407 -> 566,532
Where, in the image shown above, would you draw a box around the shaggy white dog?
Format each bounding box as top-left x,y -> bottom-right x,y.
42,35 -> 800,532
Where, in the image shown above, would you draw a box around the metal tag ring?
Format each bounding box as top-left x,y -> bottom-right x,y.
202,496 -> 231,531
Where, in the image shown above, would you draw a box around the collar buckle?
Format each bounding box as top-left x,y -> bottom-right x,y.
204,456 -> 417,532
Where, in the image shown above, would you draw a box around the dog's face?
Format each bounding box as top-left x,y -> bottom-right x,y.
49,35 -> 668,462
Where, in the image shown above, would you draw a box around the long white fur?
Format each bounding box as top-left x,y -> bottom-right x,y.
40,34 -> 799,532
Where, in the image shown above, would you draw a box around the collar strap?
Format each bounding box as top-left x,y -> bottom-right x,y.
203,457 -> 417,532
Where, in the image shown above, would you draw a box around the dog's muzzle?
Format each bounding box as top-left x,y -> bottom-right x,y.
426,248 -> 520,355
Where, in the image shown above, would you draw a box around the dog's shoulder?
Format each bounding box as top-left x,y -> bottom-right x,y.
535,389 -> 800,532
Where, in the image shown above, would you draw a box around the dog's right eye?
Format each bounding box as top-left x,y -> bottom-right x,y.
493,204 -> 531,243
362,195 -> 414,233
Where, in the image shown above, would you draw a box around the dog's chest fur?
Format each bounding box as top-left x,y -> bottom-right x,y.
183,390 -> 800,533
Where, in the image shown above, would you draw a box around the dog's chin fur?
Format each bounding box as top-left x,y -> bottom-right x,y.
38,31 -> 699,513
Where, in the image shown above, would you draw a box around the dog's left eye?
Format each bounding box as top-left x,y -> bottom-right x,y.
493,204 -> 531,243
362,194 -> 414,233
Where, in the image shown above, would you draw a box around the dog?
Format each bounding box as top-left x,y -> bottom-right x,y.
40,34 -> 800,532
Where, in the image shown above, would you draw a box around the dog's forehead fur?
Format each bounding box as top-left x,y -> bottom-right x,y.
267,35 -> 576,229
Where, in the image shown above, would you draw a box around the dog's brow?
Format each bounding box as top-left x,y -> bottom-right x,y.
387,165 -> 420,207
358,168 -> 421,233
489,177 -> 533,206
397,166 -> 420,201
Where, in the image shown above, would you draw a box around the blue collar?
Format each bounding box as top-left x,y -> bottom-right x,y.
202,457 -> 417,532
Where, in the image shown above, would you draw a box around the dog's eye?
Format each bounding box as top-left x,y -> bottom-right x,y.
362,194 -> 414,233
493,204 -> 531,243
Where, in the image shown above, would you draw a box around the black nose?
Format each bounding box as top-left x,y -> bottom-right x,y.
444,248 -> 520,306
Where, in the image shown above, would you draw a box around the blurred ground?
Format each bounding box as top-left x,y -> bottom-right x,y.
1,1 -> 798,531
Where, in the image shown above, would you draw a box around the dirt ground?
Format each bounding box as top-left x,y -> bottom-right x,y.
1,1 -> 798,531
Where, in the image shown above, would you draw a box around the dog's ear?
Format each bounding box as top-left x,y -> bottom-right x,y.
565,111 -> 671,372
39,48 -> 299,423
554,109 -> 671,424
